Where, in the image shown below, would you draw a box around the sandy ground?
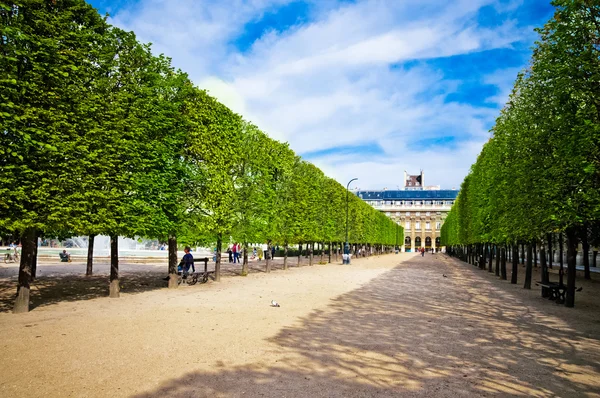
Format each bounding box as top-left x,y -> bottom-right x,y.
1,253 -> 600,397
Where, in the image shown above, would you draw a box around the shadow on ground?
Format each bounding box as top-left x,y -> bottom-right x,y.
0,270 -> 169,313
133,254 -> 600,397
0,256 -> 341,313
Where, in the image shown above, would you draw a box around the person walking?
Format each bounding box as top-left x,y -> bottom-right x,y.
227,245 -> 233,263
233,243 -> 239,264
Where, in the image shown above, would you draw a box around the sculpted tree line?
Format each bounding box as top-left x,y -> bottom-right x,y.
0,0 -> 402,312
440,0 -> 600,308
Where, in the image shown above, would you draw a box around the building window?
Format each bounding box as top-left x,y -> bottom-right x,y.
415,201 -> 421,205
426,222 -> 430,230
416,221 -> 421,230
416,212 -> 420,216
426,212 -> 430,216
386,212 -> 390,216
405,221 -> 410,230
406,212 -> 410,216
436,222 -> 441,230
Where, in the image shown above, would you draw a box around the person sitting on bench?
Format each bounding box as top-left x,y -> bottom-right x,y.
181,246 -> 194,274
164,247 -> 194,281
59,250 -> 71,262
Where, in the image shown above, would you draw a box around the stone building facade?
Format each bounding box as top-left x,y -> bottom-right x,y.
356,172 -> 459,252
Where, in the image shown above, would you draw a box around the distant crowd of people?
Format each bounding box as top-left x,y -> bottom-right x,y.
225,243 -> 276,263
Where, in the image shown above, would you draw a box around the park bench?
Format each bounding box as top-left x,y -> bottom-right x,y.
180,257 -> 214,285
536,281 -> 566,304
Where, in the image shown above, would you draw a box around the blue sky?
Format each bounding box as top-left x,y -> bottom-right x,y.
88,0 -> 555,189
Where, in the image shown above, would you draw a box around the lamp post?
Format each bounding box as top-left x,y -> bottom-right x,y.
345,178 -> 358,264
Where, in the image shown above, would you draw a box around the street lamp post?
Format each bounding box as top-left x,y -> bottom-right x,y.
345,178 -> 358,264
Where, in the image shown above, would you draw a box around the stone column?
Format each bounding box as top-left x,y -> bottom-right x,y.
410,217 -> 415,253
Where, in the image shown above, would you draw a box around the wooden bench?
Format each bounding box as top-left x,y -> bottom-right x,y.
536,281 -> 566,304
181,257 -> 214,285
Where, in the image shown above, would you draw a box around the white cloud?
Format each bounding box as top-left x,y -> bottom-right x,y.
107,0 -> 534,189
484,66 -> 523,106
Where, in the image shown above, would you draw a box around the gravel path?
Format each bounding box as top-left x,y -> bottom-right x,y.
0,253 -> 599,397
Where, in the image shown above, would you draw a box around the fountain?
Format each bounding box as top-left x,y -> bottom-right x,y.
35,235 -> 212,260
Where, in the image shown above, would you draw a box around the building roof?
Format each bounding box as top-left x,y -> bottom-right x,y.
356,190 -> 459,200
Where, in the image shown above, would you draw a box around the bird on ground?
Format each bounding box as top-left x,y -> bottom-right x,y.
271,300 -> 280,307
576,287 -> 583,292
443,274 -> 447,278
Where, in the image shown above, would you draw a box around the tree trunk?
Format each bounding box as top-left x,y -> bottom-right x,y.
559,232 -> 564,286
298,243 -> 302,266
215,234 -> 222,282
320,241 -> 324,263
13,228 -> 36,313
521,243 -> 525,265
533,241 -> 537,268
495,244 -> 500,277
488,244 -> 493,272
593,250 -> 598,268
334,242 -> 338,262
309,242 -> 314,266
168,235 -> 178,289
242,242 -> 249,276
328,241 -> 332,263
565,227 -> 578,308
266,240 -> 272,273
524,242 -> 533,289
500,246 -> 507,280
480,244 -> 487,270
582,225 -> 590,280
30,233 -> 39,282
540,242 -> 548,286
511,244 -> 518,284
547,233 -> 553,269
109,235 -> 119,298
283,243 -> 288,270
558,232 -> 565,280
86,234 -> 95,276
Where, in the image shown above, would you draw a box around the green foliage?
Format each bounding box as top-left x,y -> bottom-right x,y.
441,0 -> 600,247
0,0 -> 402,250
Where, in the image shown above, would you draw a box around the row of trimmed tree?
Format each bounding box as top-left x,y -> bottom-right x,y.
440,1 -> 600,308
0,0 -> 402,312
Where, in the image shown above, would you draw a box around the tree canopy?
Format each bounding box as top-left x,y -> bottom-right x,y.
1,0 -> 402,304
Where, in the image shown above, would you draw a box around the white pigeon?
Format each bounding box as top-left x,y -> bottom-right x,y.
271,300 -> 280,307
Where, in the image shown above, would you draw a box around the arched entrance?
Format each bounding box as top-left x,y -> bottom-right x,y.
404,236 -> 411,252
415,236 -> 421,248
425,237 -> 432,249
435,237 -> 440,247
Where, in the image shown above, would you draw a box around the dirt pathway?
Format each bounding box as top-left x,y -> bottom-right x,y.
1,253 -> 599,397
